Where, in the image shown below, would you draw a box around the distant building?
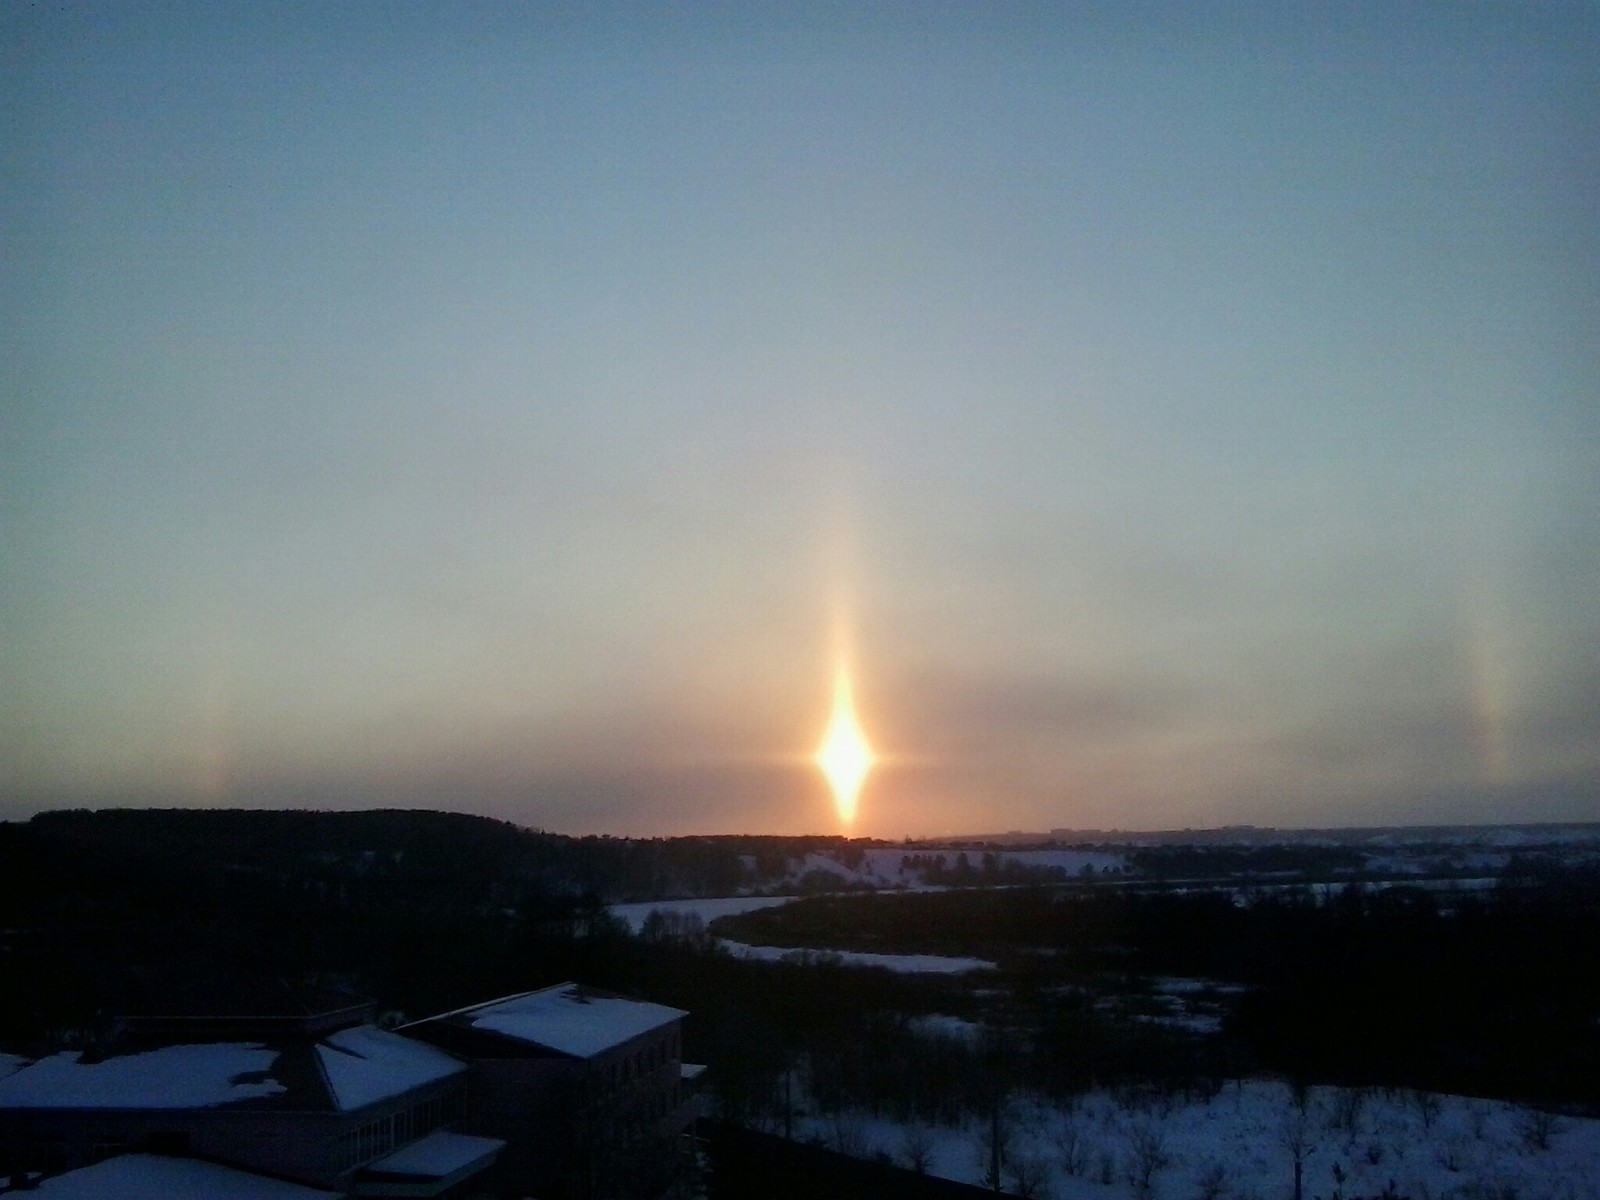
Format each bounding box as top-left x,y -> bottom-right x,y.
0,981 -> 702,1200
401,983 -> 701,1199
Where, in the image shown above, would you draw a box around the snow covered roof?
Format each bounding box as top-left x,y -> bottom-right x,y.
362,1129 -> 504,1179
0,1026 -> 465,1114
426,983 -> 685,1058
28,1154 -> 339,1199
0,1044 -> 285,1109
0,1052 -> 29,1081
315,1024 -> 465,1112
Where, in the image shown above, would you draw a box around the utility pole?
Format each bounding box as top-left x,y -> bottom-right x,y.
783,1059 -> 793,1142
989,1101 -> 1002,1192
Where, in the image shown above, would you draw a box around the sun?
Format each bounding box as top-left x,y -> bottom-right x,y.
815,664 -> 875,826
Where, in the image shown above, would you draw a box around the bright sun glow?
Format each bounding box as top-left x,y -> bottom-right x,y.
815,664 -> 875,825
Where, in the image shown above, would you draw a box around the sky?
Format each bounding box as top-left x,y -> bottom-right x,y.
3,2 -> 1597,838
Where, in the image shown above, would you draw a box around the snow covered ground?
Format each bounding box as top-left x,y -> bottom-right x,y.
610,894 -> 794,933
788,1081 -> 1599,1200
716,941 -> 995,974
610,895 -> 996,973
789,848 -> 1127,889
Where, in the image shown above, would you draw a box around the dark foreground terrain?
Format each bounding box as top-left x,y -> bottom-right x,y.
701,1121 -> 996,1200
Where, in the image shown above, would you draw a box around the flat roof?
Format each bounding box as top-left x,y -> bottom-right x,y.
0,1025 -> 467,1114
28,1154 -> 340,1200
412,983 -> 685,1058
0,1044 -> 286,1110
361,1129 -> 504,1179
315,1025 -> 465,1112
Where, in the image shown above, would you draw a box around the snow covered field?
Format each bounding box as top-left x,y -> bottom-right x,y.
716,941 -> 995,974
610,894 -> 794,932
787,1081 -> 1599,1200
789,848 -> 1128,888
609,895 -> 996,973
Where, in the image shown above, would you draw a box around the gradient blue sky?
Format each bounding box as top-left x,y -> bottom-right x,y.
4,3 -> 1597,836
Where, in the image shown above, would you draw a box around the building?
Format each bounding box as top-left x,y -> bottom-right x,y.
401,984 -> 701,1199
0,982 -> 702,1200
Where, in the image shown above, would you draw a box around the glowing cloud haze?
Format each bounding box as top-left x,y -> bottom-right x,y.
3,4 -> 1597,835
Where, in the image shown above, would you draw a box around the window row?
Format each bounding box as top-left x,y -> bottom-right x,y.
332,1089 -> 465,1171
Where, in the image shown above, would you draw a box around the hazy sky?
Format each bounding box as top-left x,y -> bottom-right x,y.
4,3 -> 1597,836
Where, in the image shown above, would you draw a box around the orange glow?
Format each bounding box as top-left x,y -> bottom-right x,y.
815,662 -> 875,825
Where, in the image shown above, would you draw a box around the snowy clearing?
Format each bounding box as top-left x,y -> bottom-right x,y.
611,895 -> 996,971
787,1080 -> 1599,1200
716,940 -> 996,974
609,894 -> 795,933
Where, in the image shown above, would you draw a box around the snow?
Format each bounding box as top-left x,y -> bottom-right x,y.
0,1044 -> 284,1108
29,1153 -> 338,1199
611,892 -> 996,971
610,894 -> 794,932
0,1052 -> 28,1080
717,940 -> 995,974
789,848 -> 1126,887
365,1129 -> 503,1176
907,1014 -> 984,1042
787,1080 -> 1600,1200
316,1024 -> 466,1112
993,849 -> 1126,874
466,984 -> 686,1057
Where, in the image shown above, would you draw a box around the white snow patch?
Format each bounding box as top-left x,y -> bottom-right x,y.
613,896 -> 995,970
784,848 -> 1127,887
789,1080 -> 1600,1200
0,1044 -> 284,1109
366,1129 -> 503,1176
610,894 -> 794,933
907,1014 -> 985,1042
316,1024 -> 465,1112
717,940 -> 994,974
467,984 -> 685,1057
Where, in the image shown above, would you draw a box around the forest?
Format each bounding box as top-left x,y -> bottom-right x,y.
3,806 -> 1597,1198
708,880 -> 1600,1110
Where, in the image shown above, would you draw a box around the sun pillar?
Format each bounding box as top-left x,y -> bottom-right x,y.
815,659 -> 875,827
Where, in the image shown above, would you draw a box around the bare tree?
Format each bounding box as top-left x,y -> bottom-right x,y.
1517,1105 -> 1562,1152
827,1115 -> 870,1158
976,1102 -> 1012,1192
1005,1152 -> 1052,1199
1053,1113 -> 1090,1178
1193,1161 -> 1228,1200
1330,1087 -> 1368,1137
975,1028 -> 1018,1192
1408,1087 -> 1441,1131
1279,1094 -> 1317,1200
1124,1120 -> 1171,1199
900,1124 -> 935,1175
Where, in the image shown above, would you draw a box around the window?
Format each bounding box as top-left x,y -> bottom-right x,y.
89,1136 -> 129,1163
146,1132 -> 190,1155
